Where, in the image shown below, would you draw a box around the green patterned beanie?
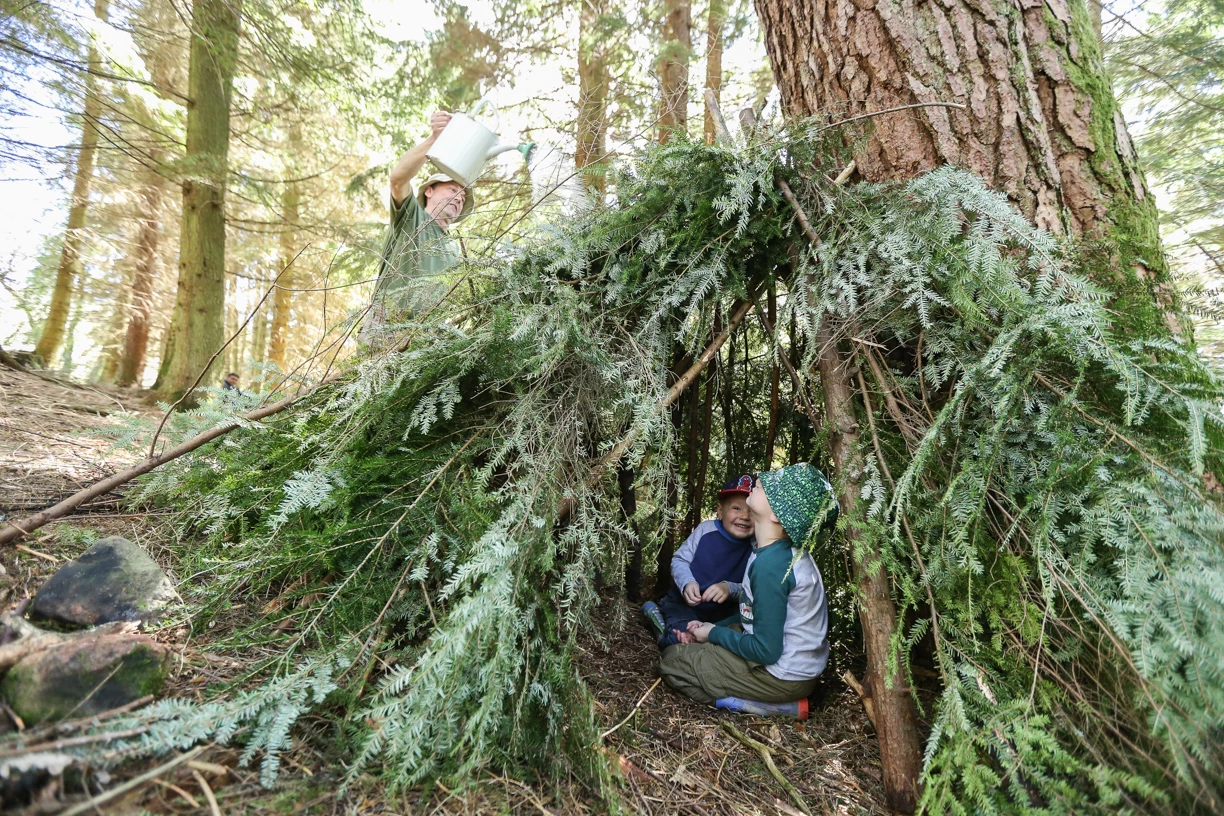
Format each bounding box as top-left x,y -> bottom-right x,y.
759,462 -> 839,547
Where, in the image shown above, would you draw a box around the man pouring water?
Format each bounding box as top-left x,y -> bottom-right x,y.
362,111 -> 473,343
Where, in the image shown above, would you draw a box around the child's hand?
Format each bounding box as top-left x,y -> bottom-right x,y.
686,621 -> 714,643
674,628 -> 694,644
682,582 -> 702,605
700,582 -> 730,604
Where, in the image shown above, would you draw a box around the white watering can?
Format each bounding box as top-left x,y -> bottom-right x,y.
426,98 -> 534,187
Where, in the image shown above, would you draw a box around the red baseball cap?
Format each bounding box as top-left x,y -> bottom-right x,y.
718,474 -> 753,499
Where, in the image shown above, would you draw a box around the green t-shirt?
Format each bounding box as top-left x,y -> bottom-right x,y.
371,191 -> 461,318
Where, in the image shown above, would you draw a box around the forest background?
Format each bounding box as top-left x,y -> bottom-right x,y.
2,0 -> 1221,384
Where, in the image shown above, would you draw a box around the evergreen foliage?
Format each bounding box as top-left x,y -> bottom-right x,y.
69,126 -> 1224,812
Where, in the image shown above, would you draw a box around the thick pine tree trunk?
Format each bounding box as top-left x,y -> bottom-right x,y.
753,0 -> 1183,810
702,0 -> 725,145
158,0 -> 241,399
755,0 -> 1179,336
657,0 -> 691,143
576,0 -> 610,193
34,0 -> 110,365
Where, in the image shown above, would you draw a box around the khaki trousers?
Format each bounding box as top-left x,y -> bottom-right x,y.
659,641 -> 818,705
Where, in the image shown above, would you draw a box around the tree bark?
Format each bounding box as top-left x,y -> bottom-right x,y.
33,0 -> 110,365
754,0 -> 1181,337
657,0 -> 691,143
576,0 -> 610,193
117,166 -> 166,387
817,320 -> 922,812
158,0 -> 241,399
268,120 -> 302,369
702,0 -> 725,145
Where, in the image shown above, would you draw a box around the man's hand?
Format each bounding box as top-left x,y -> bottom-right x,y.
686,620 -> 714,643
429,110 -> 452,139
682,582 -> 702,605
700,582 -> 730,604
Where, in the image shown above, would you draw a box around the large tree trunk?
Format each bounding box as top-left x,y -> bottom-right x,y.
576,0 -> 610,193
755,0 -> 1180,337
34,0 -> 110,365
116,166 -> 166,387
752,1 -> 1187,809
657,0 -> 691,143
158,0 -> 241,399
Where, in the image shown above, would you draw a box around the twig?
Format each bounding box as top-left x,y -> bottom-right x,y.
152,777 -> 201,809
59,745 -> 206,816
819,101 -> 966,132
840,670 -> 877,730
192,767 -> 223,816
721,722 -> 811,815
14,542 -> 57,562
600,677 -> 662,741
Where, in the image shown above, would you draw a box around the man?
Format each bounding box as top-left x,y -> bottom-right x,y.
222,372 -> 242,395
363,110 -> 475,342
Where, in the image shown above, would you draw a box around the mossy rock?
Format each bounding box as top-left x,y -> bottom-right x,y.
0,634 -> 170,725
31,536 -> 178,628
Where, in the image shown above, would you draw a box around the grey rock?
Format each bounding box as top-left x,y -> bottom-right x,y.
0,633 -> 170,725
30,537 -> 177,628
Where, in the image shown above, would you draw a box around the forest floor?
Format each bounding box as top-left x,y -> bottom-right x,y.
0,366 -> 891,816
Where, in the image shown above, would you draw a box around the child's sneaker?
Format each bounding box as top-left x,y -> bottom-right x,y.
641,601 -> 666,636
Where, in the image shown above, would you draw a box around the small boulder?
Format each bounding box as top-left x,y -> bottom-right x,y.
30,537 -> 177,627
0,633 -> 170,725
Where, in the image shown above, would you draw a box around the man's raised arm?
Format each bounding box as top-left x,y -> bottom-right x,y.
389,111 -> 451,205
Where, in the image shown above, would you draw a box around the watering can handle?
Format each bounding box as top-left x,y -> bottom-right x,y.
467,98 -> 501,133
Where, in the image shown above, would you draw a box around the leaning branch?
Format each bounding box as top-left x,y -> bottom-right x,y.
0,380 -> 337,546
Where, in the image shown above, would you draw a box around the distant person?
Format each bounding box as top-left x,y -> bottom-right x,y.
659,463 -> 838,708
222,372 -> 243,395
361,111 -> 474,344
642,475 -> 755,648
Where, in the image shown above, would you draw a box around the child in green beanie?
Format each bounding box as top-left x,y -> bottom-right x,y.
659,462 -> 838,705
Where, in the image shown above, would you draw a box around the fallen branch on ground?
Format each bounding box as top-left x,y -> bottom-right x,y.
721,721 -> 811,815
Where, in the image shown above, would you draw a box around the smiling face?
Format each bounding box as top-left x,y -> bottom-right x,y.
717,495 -> 754,539
423,180 -> 465,228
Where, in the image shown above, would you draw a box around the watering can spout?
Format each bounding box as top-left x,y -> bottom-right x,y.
487,141 -> 535,162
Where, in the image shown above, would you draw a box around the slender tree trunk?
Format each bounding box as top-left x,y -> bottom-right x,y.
57,295 -> 85,376
702,0 -> 725,145
818,320 -> 922,812
657,0 -> 691,143
695,365 -> 714,508
576,0 -> 610,193
34,0 -> 110,364
158,0 -> 241,399
684,358 -> 702,531
268,123 -> 302,369
754,0 -> 1181,337
764,283 -> 780,467
251,265 -> 269,383
117,167 -> 165,387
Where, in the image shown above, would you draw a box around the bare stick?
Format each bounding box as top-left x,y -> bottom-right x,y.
191,767 -> 223,816
600,678 -> 661,741
722,722 -> 811,815
819,101 -> 965,132
0,376 -> 339,546
58,745 -> 206,816
704,89 -> 733,145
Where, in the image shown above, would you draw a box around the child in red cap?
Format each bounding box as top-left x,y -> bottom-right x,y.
642,474 -> 756,648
